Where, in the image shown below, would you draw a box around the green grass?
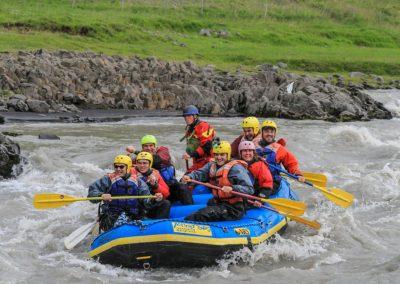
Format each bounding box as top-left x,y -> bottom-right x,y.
0,0 -> 399,75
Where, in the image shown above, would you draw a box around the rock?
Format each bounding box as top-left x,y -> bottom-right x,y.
26,99 -> 50,113
7,99 -> 29,112
216,30 -> 230,38
199,29 -> 212,37
10,94 -> 27,101
38,134 -> 60,140
303,85 -> 319,95
349,71 -> 365,78
0,115 -> 4,124
0,133 -> 22,179
276,62 -> 288,69
2,131 -> 22,137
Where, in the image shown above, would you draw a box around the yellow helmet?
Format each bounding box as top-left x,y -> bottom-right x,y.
114,155 -> 132,172
136,151 -> 153,167
241,116 -> 260,134
213,141 -> 231,160
261,120 -> 277,132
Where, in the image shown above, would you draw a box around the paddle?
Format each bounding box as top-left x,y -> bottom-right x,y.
270,164 -> 354,208
33,193 -> 155,210
64,221 -> 97,250
302,172 -> 327,188
246,200 -> 321,230
188,179 -> 306,216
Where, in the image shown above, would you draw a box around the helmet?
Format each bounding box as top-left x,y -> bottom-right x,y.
136,151 -> 153,167
213,141 -> 231,160
141,134 -> 157,146
238,141 -> 256,153
182,105 -> 199,116
241,116 -> 260,134
261,120 -> 277,132
114,155 -> 132,172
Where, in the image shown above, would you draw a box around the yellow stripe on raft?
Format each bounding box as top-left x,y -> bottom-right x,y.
88,219 -> 287,258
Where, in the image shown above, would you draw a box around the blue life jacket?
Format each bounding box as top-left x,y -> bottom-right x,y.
107,172 -> 140,216
159,165 -> 176,183
256,147 -> 282,182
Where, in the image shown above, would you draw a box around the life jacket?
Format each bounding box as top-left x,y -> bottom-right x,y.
256,142 -> 283,182
208,160 -> 248,204
159,165 -> 175,183
107,169 -> 140,216
185,120 -> 215,155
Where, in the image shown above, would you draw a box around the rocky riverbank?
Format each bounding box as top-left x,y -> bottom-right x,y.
0,133 -> 23,179
0,50 -> 394,121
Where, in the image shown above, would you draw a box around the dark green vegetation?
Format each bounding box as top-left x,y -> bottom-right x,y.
0,0 -> 399,75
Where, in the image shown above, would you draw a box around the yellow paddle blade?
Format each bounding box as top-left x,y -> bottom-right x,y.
286,213 -> 321,230
33,193 -> 79,209
262,198 -> 307,216
316,186 -> 354,208
303,172 -> 327,187
33,193 -> 155,210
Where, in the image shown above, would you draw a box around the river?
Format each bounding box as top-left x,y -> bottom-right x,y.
0,90 -> 399,283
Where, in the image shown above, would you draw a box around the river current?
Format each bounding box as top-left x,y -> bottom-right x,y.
0,90 -> 399,283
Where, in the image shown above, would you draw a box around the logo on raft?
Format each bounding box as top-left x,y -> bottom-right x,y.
172,222 -> 212,236
234,228 -> 250,235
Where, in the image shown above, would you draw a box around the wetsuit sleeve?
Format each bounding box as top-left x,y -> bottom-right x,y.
153,172 -> 170,199
191,122 -> 215,159
87,175 -> 112,203
230,135 -> 243,159
276,146 -> 302,176
187,162 -> 212,182
228,165 -> 254,195
257,162 -> 273,190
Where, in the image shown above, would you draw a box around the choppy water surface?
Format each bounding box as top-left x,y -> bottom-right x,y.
0,90 -> 399,283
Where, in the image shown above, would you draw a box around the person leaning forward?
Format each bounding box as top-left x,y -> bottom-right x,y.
87,155 -> 152,232
182,141 -> 254,222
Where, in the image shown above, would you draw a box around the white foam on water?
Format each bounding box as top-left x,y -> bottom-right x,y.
328,125 -> 387,147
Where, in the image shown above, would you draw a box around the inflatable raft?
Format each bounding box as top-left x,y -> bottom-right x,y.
89,179 -> 298,268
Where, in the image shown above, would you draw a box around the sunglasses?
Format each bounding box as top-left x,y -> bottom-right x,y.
114,165 -> 126,169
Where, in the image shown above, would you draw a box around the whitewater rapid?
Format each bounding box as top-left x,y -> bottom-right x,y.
0,90 -> 399,283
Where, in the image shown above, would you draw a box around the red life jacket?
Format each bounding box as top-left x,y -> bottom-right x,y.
208,160 -> 248,204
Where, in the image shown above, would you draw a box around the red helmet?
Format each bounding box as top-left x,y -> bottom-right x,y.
238,141 -> 256,153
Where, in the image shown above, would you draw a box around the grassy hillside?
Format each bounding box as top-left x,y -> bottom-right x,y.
0,0 -> 399,75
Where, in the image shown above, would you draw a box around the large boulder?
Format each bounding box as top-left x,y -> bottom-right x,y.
0,133 -> 23,179
26,99 -> 50,113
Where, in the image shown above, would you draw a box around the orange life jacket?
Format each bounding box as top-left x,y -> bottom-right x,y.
208,160 -> 248,204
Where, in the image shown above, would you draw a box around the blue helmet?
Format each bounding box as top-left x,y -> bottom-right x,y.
182,105 -> 199,116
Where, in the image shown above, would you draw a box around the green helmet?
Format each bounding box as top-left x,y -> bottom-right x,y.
141,135 -> 157,146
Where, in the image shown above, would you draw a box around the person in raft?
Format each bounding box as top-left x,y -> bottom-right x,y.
180,105 -> 216,173
256,120 -> 305,189
127,134 -> 193,205
238,140 -> 274,199
182,141 -> 254,222
87,154 -> 153,232
134,151 -> 171,219
230,116 -> 262,159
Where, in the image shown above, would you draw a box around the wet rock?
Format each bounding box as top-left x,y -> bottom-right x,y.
0,133 -> 22,179
26,99 -> 50,113
38,134 -> 61,140
7,98 -> 29,111
0,115 -> 4,124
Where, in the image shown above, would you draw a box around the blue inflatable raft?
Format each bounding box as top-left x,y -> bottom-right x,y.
89,179 -> 298,268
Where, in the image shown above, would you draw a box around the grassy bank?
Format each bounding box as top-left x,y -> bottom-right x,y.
0,0 -> 399,75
